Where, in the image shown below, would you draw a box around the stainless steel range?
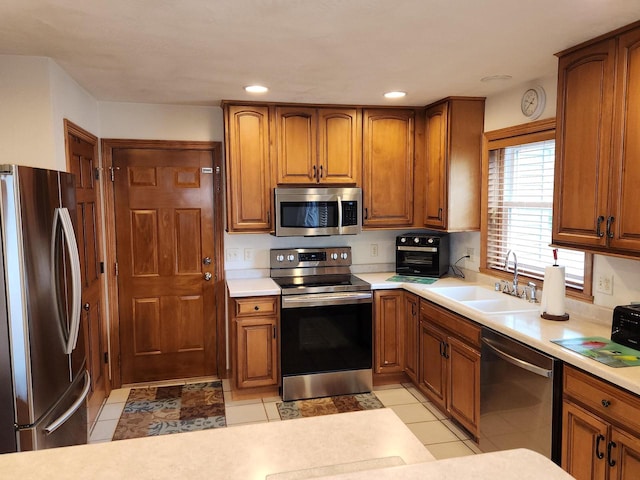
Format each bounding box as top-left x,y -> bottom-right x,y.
270,247 -> 373,401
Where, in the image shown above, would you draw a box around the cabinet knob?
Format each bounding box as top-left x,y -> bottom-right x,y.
204,272 -> 212,281
254,305 -> 260,311
601,399 -> 611,408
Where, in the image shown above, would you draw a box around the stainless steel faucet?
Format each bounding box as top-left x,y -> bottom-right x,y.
503,249 -> 519,296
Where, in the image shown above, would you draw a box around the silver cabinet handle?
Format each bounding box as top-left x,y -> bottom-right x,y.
203,256 -> 212,265
204,272 -> 212,281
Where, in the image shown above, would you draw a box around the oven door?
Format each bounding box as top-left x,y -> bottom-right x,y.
396,246 -> 440,277
280,292 -> 373,399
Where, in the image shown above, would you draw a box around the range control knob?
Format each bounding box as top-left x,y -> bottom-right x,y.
427,238 -> 434,244
331,253 -> 338,260
400,237 -> 407,243
287,254 -> 295,261
276,254 -> 284,262
341,252 -> 348,260
414,237 -> 421,244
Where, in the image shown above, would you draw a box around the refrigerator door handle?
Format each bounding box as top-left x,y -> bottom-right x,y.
43,371 -> 90,435
52,207 -> 82,354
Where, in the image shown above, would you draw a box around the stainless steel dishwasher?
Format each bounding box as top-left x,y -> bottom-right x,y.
479,328 -> 562,464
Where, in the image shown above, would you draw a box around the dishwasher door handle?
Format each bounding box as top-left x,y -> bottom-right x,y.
481,337 -> 553,378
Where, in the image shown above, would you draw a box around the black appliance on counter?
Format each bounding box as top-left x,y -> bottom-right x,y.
612,305 -> 640,349
395,232 -> 449,277
270,247 -> 372,401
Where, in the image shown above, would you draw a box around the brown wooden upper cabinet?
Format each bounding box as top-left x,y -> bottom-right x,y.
423,97 -> 485,231
274,106 -> 361,185
554,22 -> 640,256
224,104 -> 273,233
363,109 -> 415,228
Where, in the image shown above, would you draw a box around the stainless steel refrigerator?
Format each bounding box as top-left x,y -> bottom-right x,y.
0,165 -> 89,453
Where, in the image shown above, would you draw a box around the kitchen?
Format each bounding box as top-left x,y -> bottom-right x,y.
2,1 -> 640,478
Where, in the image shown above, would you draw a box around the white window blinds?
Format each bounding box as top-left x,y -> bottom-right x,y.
487,139 -> 585,289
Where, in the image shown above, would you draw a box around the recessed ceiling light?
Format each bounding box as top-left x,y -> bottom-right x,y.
480,75 -> 513,83
384,91 -> 407,99
244,85 -> 268,93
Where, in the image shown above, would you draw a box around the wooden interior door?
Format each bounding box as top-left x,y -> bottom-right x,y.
113,145 -> 218,384
64,120 -> 109,427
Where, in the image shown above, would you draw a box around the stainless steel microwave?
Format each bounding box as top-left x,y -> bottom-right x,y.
274,187 -> 362,237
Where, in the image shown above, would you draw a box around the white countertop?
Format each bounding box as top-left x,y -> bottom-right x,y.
0,409 -> 433,479
0,409 -> 571,480
226,273 -> 640,396
318,448 -> 573,480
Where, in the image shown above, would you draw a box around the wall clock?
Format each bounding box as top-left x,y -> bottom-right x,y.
521,86 -> 546,120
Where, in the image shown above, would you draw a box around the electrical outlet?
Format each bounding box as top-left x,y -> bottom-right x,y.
596,274 -> 613,295
244,248 -> 254,262
370,244 -> 378,257
466,247 -> 474,261
225,248 -> 240,263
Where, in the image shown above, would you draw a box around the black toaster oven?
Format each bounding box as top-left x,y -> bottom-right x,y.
395,232 -> 449,278
611,305 -> 640,350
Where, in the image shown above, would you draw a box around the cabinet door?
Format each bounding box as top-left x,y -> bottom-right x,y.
610,28 -> 640,253
553,38 -> 616,249
447,336 -> 480,438
374,290 -> 405,374
419,320 -> 447,412
404,293 -> 419,383
225,105 -> 273,232
275,106 -> 317,184
562,400 -> 609,480
424,102 -> 448,229
609,427 -> 640,480
235,316 -> 278,389
318,108 -> 361,185
363,109 -> 415,227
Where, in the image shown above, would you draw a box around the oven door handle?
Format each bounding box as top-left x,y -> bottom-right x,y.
282,291 -> 373,308
397,246 -> 438,252
481,337 -> 553,378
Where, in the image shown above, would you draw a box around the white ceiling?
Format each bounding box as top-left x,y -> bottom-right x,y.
1,0 -> 639,106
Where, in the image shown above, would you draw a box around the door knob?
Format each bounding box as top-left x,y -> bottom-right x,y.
203,257 -> 212,265
204,272 -> 212,281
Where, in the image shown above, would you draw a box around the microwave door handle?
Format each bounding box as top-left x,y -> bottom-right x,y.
337,196 -> 343,233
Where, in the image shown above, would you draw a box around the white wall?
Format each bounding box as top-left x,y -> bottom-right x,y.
98,102 -> 223,141
48,59 -> 100,170
0,56 -> 56,169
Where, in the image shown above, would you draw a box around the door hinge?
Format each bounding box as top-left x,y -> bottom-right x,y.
94,167 -> 101,180
103,352 -> 109,364
100,261 -> 105,274
114,261 -> 119,276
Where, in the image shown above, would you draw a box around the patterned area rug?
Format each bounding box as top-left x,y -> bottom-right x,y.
276,392 -> 383,420
112,381 -> 225,441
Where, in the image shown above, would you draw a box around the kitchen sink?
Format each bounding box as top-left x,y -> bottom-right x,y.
428,285 -> 539,314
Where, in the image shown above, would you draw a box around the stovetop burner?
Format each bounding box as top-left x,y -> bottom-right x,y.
270,247 -> 370,295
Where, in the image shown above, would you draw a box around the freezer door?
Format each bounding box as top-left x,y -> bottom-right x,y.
0,166 -> 83,434
18,370 -> 90,450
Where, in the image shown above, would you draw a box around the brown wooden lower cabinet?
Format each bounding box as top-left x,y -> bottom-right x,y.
230,295 -> 279,392
403,292 -> 419,383
562,366 -> 640,480
374,290 -> 405,374
418,299 -> 480,438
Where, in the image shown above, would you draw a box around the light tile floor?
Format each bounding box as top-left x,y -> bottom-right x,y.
89,380 -> 482,460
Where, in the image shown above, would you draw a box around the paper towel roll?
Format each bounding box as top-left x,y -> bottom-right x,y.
540,265 -> 567,318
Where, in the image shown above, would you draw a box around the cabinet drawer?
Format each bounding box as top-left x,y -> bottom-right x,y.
235,297 -> 278,317
420,300 -> 480,347
564,365 -> 640,434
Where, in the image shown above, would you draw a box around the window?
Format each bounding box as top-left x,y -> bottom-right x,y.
482,120 -> 591,293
